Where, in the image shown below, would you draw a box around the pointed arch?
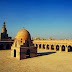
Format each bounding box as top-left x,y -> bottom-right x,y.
51,45 -> 54,50
56,45 -> 59,51
62,45 -> 65,51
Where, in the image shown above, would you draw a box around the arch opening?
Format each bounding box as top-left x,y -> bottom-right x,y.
68,45 -> 72,52
62,45 -> 65,51
56,45 -> 59,51
39,44 -> 41,49
51,45 -> 54,50
0,44 -> 4,50
47,45 -> 49,49
36,44 -> 38,48
43,44 -> 45,49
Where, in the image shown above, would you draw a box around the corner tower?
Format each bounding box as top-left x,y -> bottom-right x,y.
0,22 -> 12,40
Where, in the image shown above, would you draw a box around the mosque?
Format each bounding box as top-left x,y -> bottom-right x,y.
0,22 -> 72,60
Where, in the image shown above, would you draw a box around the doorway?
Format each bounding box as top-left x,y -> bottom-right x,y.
26,49 -> 30,58
14,49 -> 16,57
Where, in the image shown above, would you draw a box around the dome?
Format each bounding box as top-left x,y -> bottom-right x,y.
49,37 -> 52,40
16,29 -> 31,41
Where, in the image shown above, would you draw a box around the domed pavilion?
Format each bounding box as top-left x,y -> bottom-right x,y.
11,28 -> 37,60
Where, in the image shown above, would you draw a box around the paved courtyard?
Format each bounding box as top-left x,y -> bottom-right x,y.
0,49 -> 72,72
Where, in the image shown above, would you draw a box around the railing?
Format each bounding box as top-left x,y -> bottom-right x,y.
33,40 -> 72,43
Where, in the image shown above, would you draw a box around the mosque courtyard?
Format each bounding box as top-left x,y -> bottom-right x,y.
0,49 -> 72,72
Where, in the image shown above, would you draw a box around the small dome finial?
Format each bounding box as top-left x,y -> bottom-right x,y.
23,27 -> 25,29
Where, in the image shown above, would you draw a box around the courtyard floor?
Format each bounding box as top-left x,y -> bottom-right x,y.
0,49 -> 72,72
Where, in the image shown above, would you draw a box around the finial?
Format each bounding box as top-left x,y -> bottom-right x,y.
23,27 -> 24,29
3,22 -> 5,25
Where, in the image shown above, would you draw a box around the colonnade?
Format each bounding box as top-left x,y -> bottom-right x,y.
0,44 -> 11,50
34,44 -> 72,52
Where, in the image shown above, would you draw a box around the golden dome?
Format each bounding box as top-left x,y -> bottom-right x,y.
16,29 -> 31,41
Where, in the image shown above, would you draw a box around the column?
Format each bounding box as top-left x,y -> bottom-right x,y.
59,45 -> 62,52
38,44 -> 39,49
54,45 -> 56,51
41,44 -> 43,49
45,44 -> 47,50
65,45 -> 68,52
4,44 -> 6,50
34,44 -> 36,47
49,45 -> 51,50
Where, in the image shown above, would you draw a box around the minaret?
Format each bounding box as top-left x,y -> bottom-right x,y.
2,22 -> 7,33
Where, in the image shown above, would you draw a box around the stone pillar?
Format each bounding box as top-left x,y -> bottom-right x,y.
45,44 -> 47,50
4,44 -> 6,50
49,45 -> 51,50
34,44 -> 36,47
59,45 -> 62,52
41,44 -> 43,49
38,44 -> 39,49
65,45 -> 68,52
54,45 -> 56,51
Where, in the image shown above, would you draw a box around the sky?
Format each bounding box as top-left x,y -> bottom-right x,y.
0,0 -> 72,39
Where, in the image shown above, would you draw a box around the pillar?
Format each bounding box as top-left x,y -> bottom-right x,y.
54,45 -> 56,51
45,44 -> 47,50
59,45 -> 62,52
65,45 -> 68,52
34,44 -> 36,47
41,44 -> 43,49
4,44 -> 6,50
49,45 -> 51,50
38,44 -> 39,49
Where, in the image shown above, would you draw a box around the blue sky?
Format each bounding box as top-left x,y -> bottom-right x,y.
0,0 -> 72,39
